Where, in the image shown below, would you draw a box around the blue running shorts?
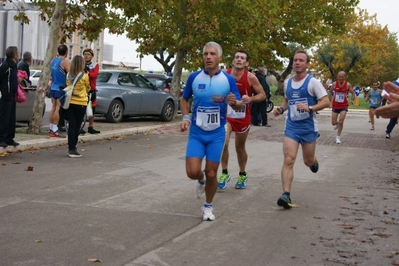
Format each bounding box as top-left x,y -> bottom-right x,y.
50,89 -> 62,99
284,130 -> 320,145
186,125 -> 226,163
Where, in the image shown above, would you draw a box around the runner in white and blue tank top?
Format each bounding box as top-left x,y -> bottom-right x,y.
272,50 -> 329,210
285,75 -> 322,139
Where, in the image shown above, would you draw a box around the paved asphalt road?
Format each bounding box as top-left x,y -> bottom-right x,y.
0,107 -> 398,266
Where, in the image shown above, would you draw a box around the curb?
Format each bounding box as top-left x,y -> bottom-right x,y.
1,124 -> 167,154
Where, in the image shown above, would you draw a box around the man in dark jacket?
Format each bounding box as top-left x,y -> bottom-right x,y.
0,46 -> 20,148
251,66 -> 271,127
17,51 -> 32,86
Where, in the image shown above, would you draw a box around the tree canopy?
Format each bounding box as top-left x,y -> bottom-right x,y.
313,9 -> 399,86
15,0 -> 399,131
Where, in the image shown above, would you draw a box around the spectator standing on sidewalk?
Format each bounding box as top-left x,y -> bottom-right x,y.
0,46 -> 20,148
49,45 -> 70,137
17,51 -> 32,86
218,51 -> 265,191
273,50 -> 329,209
365,81 -> 382,130
328,71 -> 355,144
180,42 -> 243,221
82,48 -> 100,134
251,66 -> 270,127
65,55 -> 91,158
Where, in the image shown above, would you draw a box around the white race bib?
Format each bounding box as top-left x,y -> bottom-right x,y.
227,104 -> 246,119
196,106 -> 221,131
335,92 -> 345,103
288,98 -> 310,121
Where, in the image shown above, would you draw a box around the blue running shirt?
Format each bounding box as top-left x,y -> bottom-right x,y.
50,57 -> 67,91
285,75 -> 326,134
183,69 -> 241,131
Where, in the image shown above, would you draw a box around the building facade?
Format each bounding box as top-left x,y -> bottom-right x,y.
0,0 -> 107,67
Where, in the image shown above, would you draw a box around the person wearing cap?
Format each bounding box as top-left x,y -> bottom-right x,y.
82,48 -> 100,134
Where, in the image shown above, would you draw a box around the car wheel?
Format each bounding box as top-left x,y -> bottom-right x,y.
159,100 -> 175,122
106,99 -> 124,123
266,100 -> 274,113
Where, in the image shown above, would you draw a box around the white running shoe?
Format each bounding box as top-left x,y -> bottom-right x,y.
202,205 -> 215,221
195,176 -> 206,199
333,124 -> 338,130
335,136 -> 341,144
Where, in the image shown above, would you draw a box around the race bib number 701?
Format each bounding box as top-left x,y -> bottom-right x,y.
196,106 -> 221,131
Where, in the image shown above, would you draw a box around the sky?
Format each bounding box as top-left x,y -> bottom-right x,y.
103,0 -> 399,72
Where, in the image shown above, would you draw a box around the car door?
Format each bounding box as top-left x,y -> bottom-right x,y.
132,74 -> 162,114
116,72 -> 142,114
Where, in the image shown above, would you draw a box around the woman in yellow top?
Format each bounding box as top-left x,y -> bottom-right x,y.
65,55 -> 91,158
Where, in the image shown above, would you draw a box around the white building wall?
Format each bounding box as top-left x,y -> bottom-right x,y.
0,0 -> 107,66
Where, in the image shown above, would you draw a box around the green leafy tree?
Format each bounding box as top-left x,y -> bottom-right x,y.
313,9 -> 396,86
15,0 -> 360,131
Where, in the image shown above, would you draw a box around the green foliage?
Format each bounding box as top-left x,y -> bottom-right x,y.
313,8 -> 398,86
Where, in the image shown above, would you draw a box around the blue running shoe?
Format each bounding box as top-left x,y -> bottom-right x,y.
277,194 -> 293,209
309,159 -> 319,173
235,173 -> 248,189
217,173 -> 231,190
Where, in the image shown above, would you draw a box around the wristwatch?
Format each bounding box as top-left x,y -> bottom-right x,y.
309,106 -> 313,113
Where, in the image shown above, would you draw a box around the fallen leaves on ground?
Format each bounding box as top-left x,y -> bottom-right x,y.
88,258 -> 102,263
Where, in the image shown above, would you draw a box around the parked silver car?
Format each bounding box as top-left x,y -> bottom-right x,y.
95,70 -> 178,123
16,88 -> 46,124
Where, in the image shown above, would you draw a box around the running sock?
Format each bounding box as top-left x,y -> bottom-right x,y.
222,169 -> 228,174
239,171 -> 246,176
283,191 -> 290,197
204,203 -> 212,208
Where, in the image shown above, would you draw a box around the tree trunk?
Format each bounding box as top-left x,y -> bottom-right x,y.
272,57 -> 294,96
28,0 -> 66,134
171,49 -> 186,111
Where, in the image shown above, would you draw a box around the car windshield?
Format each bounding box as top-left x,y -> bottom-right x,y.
147,78 -> 165,88
97,72 -> 112,83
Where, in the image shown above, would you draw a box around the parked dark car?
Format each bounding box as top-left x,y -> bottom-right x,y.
95,70 -> 178,123
143,73 -> 192,111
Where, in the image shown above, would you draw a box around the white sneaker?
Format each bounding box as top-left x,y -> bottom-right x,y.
333,124 -> 338,130
195,176 -> 206,199
335,136 -> 341,144
202,205 -> 215,221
